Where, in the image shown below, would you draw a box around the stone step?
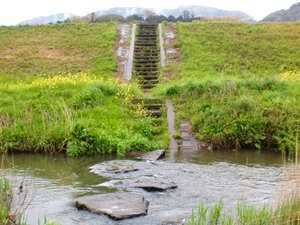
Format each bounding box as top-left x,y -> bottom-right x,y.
134,49 -> 160,53
130,103 -> 165,109
140,84 -> 157,89
136,37 -> 157,40
133,71 -> 159,75
134,65 -> 158,69
136,35 -> 157,38
135,46 -> 158,48
134,53 -> 159,56
134,60 -> 159,63
132,97 -> 164,100
135,43 -> 157,47
134,56 -> 159,60
135,75 -> 159,79
138,79 -> 159,84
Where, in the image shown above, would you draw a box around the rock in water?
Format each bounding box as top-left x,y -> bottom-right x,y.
134,180 -> 178,192
75,193 -> 149,220
127,149 -> 166,161
90,160 -> 139,176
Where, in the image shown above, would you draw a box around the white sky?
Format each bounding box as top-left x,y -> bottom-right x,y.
1,0 -> 299,25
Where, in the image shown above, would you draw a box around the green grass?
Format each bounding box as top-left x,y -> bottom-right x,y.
185,194 -> 300,225
176,22 -> 300,78
0,176 -> 26,224
0,22 -> 117,84
153,22 -> 300,154
0,73 -> 168,155
0,23 -> 168,155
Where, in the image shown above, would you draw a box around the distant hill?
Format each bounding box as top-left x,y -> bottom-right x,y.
17,5 -> 255,25
18,13 -> 75,25
160,6 -> 255,22
261,2 -> 300,22
92,6 -> 255,22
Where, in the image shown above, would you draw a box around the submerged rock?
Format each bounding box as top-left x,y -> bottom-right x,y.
127,149 -> 165,161
75,193 -> 149,220
90,160 -> 139,176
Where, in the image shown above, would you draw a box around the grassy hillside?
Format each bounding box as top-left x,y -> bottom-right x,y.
176,22 -> 300,77
154,21 -> 300,154
0,23 -> 116,84
0,23 -> 168,155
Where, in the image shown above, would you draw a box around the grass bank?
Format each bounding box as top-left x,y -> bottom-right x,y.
0,22 -> 117,84
153,21 -> 300,154
0,23 -> 168,155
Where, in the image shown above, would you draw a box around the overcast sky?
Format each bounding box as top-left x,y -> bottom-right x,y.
1,0 -> 299,25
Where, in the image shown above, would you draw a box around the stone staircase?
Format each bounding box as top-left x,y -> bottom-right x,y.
133,24 -> 160,90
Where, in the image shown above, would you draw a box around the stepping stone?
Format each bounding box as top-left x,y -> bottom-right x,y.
127,149 -> 165,161
75,193 -> 149,220
182,139 -> 194,146
90,160 -> 139,176
133,179 -> 177,192
98,178 -> 178,192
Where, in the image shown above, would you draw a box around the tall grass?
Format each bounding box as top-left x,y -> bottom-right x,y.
0,74 -> 167,155
0,155 -> 31,225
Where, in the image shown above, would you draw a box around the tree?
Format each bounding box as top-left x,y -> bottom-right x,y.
69,16 -> 83,23
125,14 -> 144,23
82,16 -> 91,23
177,15 -> 184,22
140,10 -> 156,20
167,15 -> 176,22
191,11 -> 195,19
94,14 -> 124,23
91,12 -> 97,23
182,10 -> 190,21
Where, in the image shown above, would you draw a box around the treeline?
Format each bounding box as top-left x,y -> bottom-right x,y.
51,10 -> 202,24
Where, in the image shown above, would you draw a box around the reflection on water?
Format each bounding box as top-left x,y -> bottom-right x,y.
1,149 -> 285,225
168,148 -> 284,166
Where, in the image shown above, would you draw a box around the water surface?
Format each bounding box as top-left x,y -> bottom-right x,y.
2,149 -> 285,224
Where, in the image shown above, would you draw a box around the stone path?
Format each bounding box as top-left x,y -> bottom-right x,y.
179,119 -> 203,151
125,24 -> 136,80
166,99 -> 178,151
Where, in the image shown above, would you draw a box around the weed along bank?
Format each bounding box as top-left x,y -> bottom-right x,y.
0,20 -> 299,224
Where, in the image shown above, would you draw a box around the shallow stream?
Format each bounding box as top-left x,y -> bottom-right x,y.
2,149 -> 286,224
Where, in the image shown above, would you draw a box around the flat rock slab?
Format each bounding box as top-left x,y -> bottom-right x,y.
127,149 -> 165,161
75,193 -> 149,220
98,178 -> 178,192
90,160 -> 139,176
133,179 -> 178,192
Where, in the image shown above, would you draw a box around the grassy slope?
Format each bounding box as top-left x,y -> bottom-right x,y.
0,23 -> 168,155
0,23 -> 116,83
153,22 -> 300,153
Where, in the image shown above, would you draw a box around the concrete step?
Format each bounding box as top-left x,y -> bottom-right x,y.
138,79 -> 159,84
134,56 -> 159,60
134,60 -> 159,63
134,75 -> 159,79
130,103 -> 165,109
140,84 -> 157,89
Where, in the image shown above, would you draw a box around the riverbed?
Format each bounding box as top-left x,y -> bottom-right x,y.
2,149 -> 286,225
